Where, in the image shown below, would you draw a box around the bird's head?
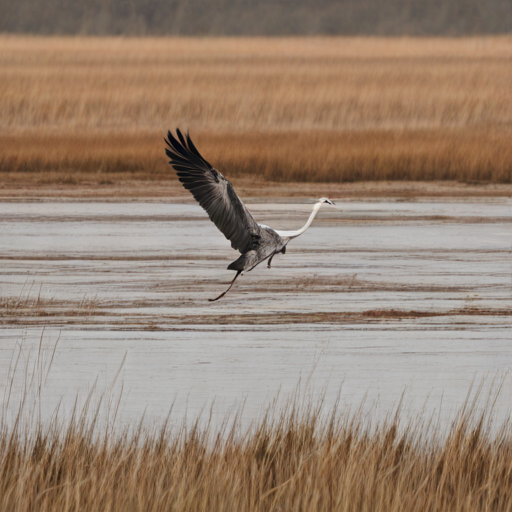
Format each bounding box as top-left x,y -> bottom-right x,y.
319,197 -> 336,207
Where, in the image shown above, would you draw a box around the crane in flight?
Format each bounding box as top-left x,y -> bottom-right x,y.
165,129 -> 336,301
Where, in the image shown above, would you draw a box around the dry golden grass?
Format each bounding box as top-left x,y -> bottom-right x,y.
1,36 -> 512,188
2,130 -> 512,185
2,383 -> 512,511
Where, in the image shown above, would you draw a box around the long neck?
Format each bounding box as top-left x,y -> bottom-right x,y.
276,202 -> 323,239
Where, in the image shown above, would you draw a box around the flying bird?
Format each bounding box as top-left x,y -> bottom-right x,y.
165,129 -> 336,301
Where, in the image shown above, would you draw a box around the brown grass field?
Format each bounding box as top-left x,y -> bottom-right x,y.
1,36 -> 512,196
2,380 -> 512,512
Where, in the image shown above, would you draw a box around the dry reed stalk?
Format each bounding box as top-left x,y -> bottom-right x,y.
0,384 -> 511,511
1,36 -> 511,185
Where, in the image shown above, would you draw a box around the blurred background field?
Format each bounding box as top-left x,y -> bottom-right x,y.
1,36 -> 512,190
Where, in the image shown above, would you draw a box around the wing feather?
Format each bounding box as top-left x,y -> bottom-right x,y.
165,129 -> 260,253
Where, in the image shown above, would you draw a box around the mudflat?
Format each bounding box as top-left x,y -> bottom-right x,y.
1,198 -> 510,428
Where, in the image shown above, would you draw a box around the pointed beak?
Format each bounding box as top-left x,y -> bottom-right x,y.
329,200 -> 336,206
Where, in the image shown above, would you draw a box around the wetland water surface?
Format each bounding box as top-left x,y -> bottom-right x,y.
0,199 -> 511,429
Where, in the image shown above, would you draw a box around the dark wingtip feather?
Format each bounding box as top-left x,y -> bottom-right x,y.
186,130 -> 202,159
164,135 -> 174,152
166,130 -> 190,158
176,128 -> 187,148
165,130 -> 177,149
165,127 -> 213,170
185,130 -> 213,169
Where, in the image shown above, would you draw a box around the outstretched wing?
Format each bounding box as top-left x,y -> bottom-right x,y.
165,129 -> 261,253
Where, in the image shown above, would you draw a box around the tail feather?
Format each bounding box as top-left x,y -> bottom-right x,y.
227,255 -> 246,271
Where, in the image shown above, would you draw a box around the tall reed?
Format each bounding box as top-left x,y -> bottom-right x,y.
1,36 -> 511,185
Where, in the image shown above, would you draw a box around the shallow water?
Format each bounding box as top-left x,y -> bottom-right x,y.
0,199 -> 511,430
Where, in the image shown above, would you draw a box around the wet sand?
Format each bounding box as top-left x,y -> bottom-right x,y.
1,198 -> 511,428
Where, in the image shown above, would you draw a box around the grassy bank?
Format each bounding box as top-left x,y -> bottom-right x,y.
2,130 -> 512,185
1,389 -> 511,511
1,36 -> 511,189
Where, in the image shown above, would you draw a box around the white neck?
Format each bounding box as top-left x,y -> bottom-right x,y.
275,202 -> 323,239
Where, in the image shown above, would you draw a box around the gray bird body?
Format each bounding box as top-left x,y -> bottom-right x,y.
165,129 -> 333,300
227,225 -> 288,272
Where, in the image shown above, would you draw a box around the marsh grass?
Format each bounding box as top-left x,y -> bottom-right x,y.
1,337 -> 512,511
1,36 -> 512,186
0,282 -> 99,317
2,130 -> 512,185
2,383 -> 512,511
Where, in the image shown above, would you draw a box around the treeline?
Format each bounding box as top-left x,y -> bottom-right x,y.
1,0 -> 511,36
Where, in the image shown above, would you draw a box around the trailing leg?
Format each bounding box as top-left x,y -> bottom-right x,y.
209,271 -> 242,302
